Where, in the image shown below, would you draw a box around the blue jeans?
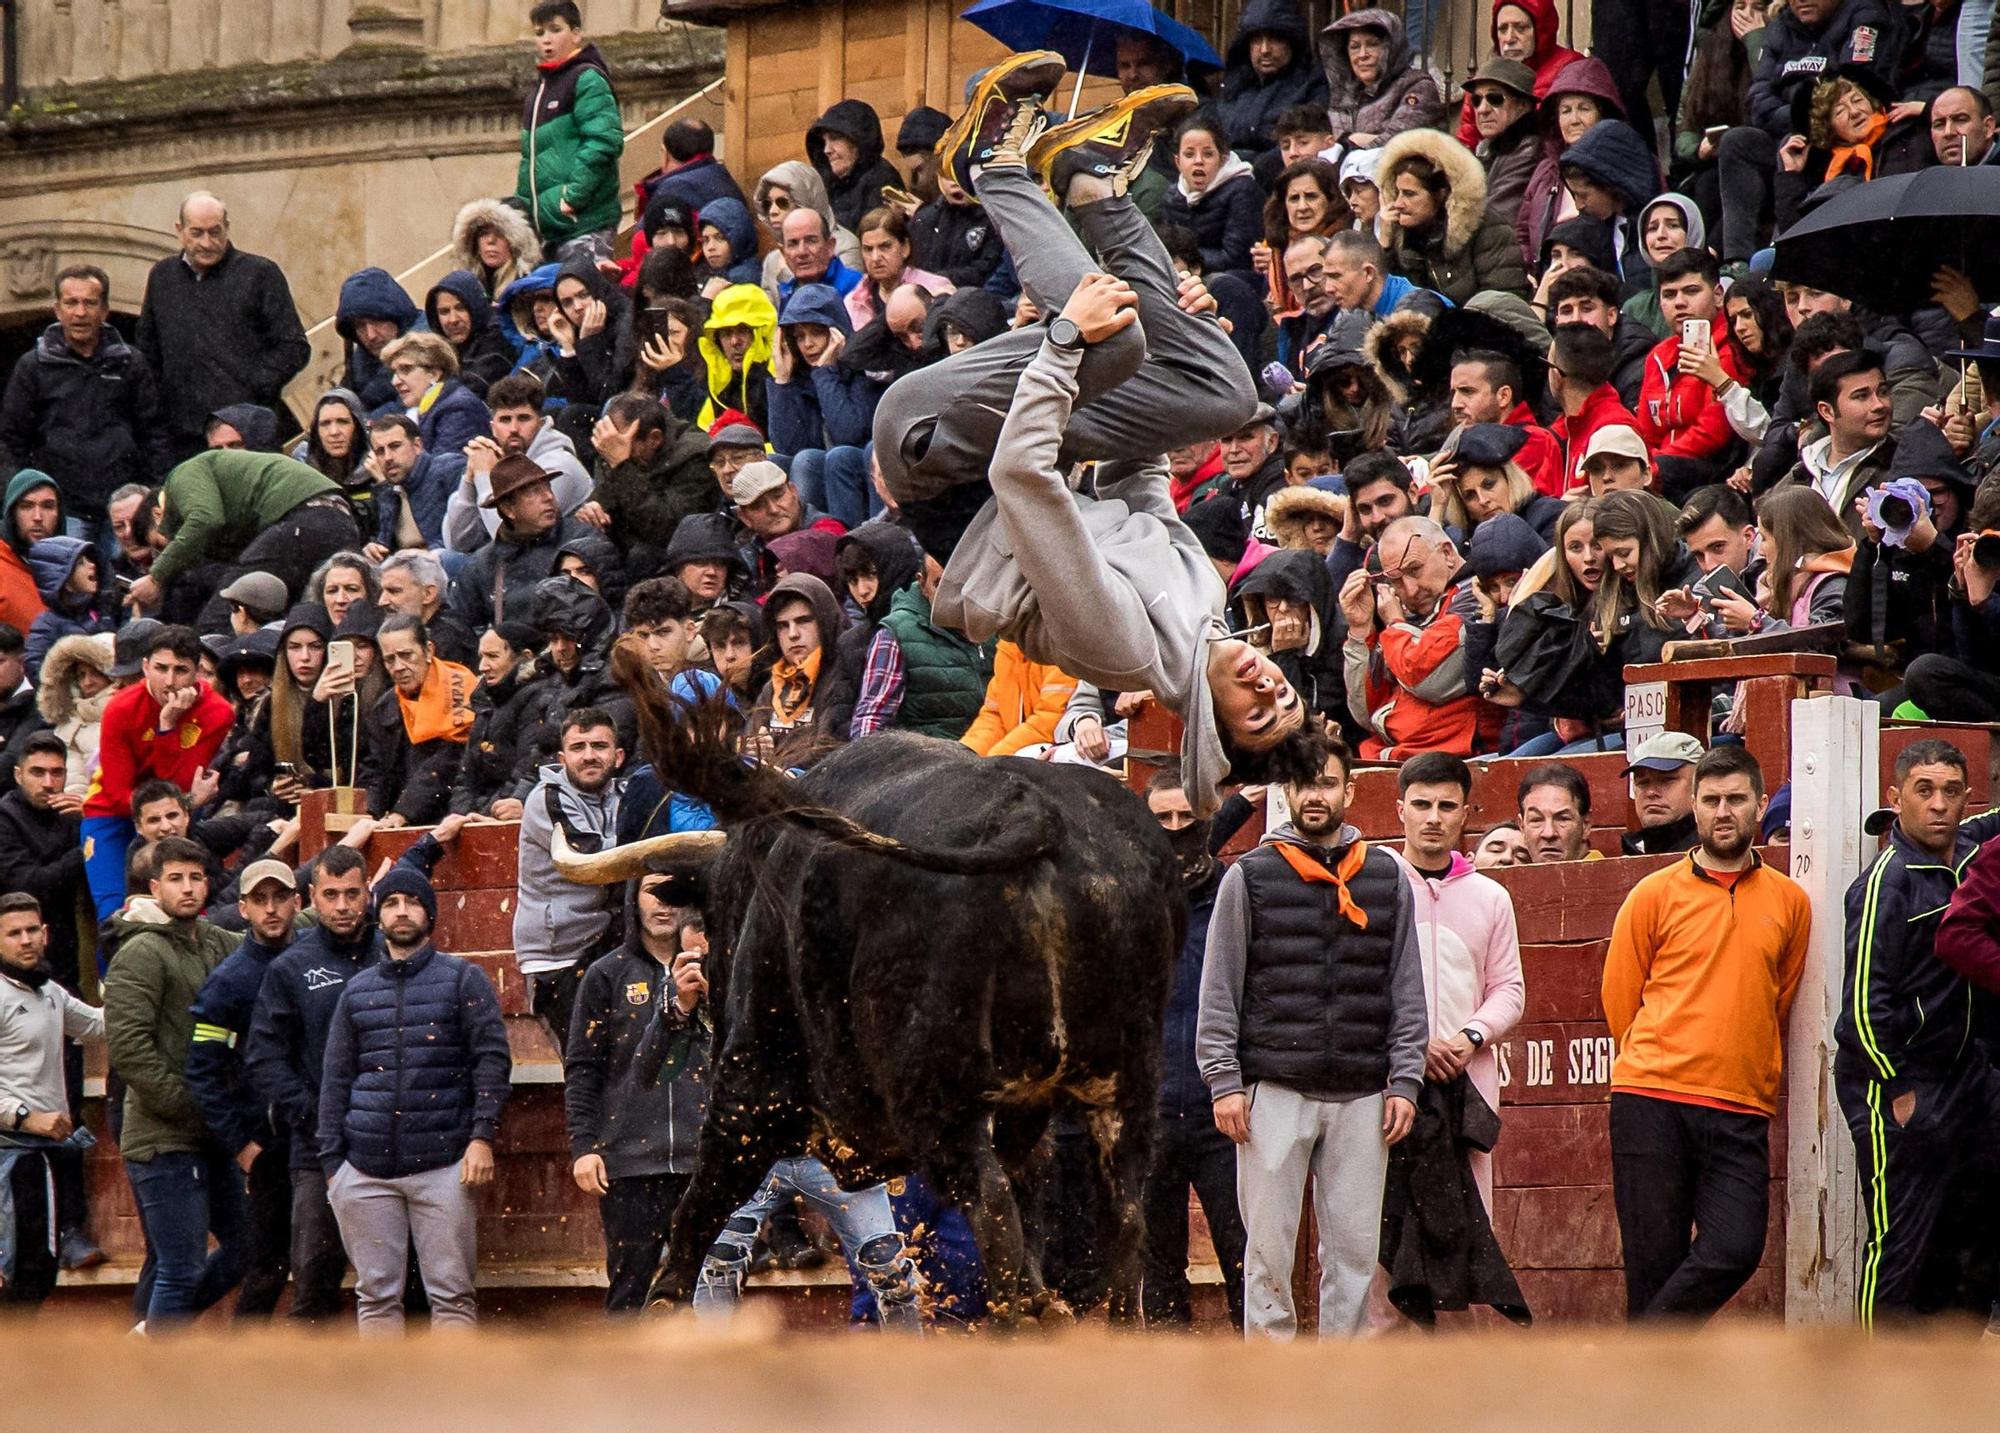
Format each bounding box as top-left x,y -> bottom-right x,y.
695,1156 -> 921,1327
788,446 -> 880,530
1963,0 -> 1992,86
1507,729 -> 1628,758
82,815 -> 136,930
126,1146 -> 248,1325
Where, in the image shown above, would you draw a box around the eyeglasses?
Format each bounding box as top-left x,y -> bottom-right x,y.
1286,264 -> 1327,288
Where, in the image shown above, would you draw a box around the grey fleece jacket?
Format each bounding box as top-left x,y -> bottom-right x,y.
930,337 -> 1231,813
1194,823 -> 1429,1106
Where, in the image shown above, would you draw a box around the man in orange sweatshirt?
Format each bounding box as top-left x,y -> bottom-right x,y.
1600,744 -> 1810,1321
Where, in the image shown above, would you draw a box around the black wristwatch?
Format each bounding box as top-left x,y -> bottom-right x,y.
10,1102 -> 27,1130
1461,1028 -> 1485,1050
1047,317 -> 1086,353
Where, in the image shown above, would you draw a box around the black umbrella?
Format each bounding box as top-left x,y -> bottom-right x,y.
1769,165 -> 2000,315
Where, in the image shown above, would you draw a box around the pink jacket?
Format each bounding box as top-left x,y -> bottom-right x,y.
845,264 -> 954,329
1394,851 -> 1526,1115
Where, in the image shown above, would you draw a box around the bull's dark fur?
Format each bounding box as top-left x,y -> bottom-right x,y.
617,643 -> 1182,1322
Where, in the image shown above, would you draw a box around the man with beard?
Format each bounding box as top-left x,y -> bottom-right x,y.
320,865 -> 509,1333
1601,745 -> 1810,1321
0,892 -> 103,1305
442,374 -> 593,555
516,710 -> 625,1051
1140,764 -> 1246,1330
1620,733 -> 1703,856
1197,737 -> 1427,1338
565,872 -> 710,1312
185,859 -> 303,1319
1325,453 -> 1419,593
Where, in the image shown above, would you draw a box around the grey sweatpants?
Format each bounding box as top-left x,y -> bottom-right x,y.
327,1160 -> 478,1334
873,164 -> 1255,506
1236,1082 -> 1389,1339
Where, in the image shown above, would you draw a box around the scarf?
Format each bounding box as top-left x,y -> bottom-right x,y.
395,658 -> 477,746
768,648 -> 822,729
1827,111 -> 1889,181
1274,837 -> 1371,929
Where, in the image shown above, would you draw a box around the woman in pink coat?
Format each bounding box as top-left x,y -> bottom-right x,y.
1393,753 -> 1528,1208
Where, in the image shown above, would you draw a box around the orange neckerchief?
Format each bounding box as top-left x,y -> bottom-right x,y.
768,648 -> 822,728
1827,112 -> 1889,181
396,658 -> 476,746
1273,839 -> 1371,929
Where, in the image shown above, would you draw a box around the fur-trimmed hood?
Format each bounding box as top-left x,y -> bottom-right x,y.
1376,128 -> 1490,256
452,199 -> 542,278
37,631 -> 115,724
1264,483 -> 1348,550
1364,307 -> 1434,405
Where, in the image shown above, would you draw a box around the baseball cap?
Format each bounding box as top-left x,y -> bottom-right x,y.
729,461 -> 790,507
1621,731 -> 1706,776
1581,425 -> 1650,472
238,859 -> 297,897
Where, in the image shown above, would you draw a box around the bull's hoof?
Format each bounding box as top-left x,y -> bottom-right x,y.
987,1290 -> 1075,1331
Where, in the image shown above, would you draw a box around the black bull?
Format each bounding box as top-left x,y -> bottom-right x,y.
583,732 -> 1183,1322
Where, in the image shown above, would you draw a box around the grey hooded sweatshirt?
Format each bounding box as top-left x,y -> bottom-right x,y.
513,759 -> 625,978
930,337 -> 1232,813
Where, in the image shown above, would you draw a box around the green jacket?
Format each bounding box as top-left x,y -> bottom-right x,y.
103,901 -> 237,1162
878,583 -> 992,739
591,424 -> 713,555
516,43 -> 625,245
152,450 -> 341,587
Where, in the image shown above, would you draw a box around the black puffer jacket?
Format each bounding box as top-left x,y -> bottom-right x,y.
0,322 -> 170,519
450,654 -> 559,814
908,199 -> 1004,290
317,944 -> 511,1179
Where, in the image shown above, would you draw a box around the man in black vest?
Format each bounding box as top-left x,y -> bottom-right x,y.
1196,735 -> 1427,1338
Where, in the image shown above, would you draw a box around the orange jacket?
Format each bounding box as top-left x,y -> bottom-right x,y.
960,642 -> 1077,757
1601,852 -> 1811,1116
0,544 -> 45,634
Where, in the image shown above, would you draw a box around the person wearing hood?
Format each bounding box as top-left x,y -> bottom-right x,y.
515,702 -> 626,1050
451,198 -> 544,305
923,286 -> 1011,357
909,174 -> 1006,291
1162,112 -> 1265,288
104,836 -> 245,1327
1196,740 -> 1428,1338
496,263 -> 566,387
697,283 -> 777,433
515,575 -> 635,781
664,512 -> 750,614
1233,547 -> 1348,726
1454,0 -> 1582,145
1622,194 -> 1708,339
1321,9 -> 1446,155
584,392 -> 714,564
334,267 -> 421,415
0,263 -> 169,540
1556,119 -> 1662,292
515,4 -> 623,256
693,196 -> 764,297
1464,57 -> 1544,233
24,536 -> 112,683
203,403 -> 282,454
448,622 -> 549,820
554,529 -> 630,613
547,254 -> 637,409
754,160 -> 865,300
425,271 -> 516,396
1214,0 -> 1330,165
565,869 -> 711,1311
637,115 -> 748,219
807,98 -> 905,234
1514,57 -> 1636,272
36,632 -> 114,795
290,389 -> 377,533
1265,480 -> 1347,555
1376,130 -> 1530,305
769,285 -> 882,530
449,454 -> 594,631
0,470 -> 59,633
751,571 -> 849,764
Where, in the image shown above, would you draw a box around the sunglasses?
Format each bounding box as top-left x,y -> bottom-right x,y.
1469,90 -> 1515,109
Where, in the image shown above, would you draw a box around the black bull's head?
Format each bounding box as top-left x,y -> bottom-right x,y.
552,642 -> 1184,1325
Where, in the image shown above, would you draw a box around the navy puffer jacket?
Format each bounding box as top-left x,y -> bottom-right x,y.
317,944 -> 511,1178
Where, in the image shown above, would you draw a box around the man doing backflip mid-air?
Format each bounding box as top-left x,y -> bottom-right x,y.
872,52 -> 1325,811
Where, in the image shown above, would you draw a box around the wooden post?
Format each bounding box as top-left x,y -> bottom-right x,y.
1782,694 -> 1872,1325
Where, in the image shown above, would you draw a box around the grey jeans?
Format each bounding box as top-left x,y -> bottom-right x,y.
872,165 -> 1255,511
1235,1082 -> 1389,1339
327,1160 -> 478,1335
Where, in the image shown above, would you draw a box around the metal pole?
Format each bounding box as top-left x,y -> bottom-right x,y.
1,0 -> 19,114
1069,27 -> 1094,120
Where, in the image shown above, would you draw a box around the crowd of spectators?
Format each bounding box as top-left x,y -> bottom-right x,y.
5,0 -> 2000,1338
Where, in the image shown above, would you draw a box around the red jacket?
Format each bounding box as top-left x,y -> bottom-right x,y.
1455,0 -> 1582,145
1504,400 -> 1566,497
84,678 -> 234,818
1936,833 -> 2000,994
1354,573 -> 1487,760
1636,334 -> 1750,461
1552,384 -> 1640,492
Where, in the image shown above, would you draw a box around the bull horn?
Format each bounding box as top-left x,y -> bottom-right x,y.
550,825 -> 725,885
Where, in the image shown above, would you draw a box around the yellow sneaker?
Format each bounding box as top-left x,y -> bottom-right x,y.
1026,84 -> 1199,199
935,49 -> 1068,192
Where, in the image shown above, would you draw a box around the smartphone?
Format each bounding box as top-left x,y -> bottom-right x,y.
880,184 -> 919,210
1681,317 -> 1711,351
274,762 -> 300,780
1703,125 -> 1728,142
324,639 -> 357,687
114,574 -> 134,590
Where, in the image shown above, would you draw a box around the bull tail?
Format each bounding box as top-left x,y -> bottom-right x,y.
612,638 -> 1058,875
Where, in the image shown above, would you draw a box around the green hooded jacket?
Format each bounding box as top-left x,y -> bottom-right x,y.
515,42 -> 625,245
103,899 -> 237,1162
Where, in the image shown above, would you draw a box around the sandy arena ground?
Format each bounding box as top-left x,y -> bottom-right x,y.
12,1316 -> 2000,1431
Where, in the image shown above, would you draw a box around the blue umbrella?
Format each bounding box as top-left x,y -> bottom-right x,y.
962,0 -> 1222,115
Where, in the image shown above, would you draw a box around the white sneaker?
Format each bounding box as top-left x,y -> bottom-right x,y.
128,1319 -> 147,1337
